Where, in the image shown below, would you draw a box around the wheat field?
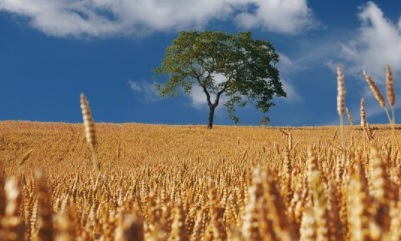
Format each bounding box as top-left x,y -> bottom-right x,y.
0,121 -> 400,240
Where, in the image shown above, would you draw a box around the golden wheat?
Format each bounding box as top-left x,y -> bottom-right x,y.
363,70 -> 392,123
0,120 -> 401,241
386,65 -> 395,123
345,107 -> 353,125
80,93 -> 100,171
337,65 -> 346,149
360,98 -> 367,128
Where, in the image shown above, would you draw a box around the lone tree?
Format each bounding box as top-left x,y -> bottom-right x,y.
154,31 -> 286,129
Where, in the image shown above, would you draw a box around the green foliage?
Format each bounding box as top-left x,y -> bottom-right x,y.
154,30 -> 286,124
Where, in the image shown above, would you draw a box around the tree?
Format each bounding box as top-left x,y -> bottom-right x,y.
153,31 -> 286,129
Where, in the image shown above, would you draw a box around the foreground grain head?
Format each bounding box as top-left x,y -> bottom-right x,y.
307,148 -> 332,241
55,206 -> 76,241
2,177 -> 24,241
206,179 -> 226,241
35,170 -> 54,241
168,200 -> 188,241
347,161 -> 372,241
115,212 -> 144,241
241,168 -> 266,241
368,146 -> 391,237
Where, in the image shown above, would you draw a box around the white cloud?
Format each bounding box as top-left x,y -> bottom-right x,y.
235,0 -> 316,34
190,85 -> 208,109
276,53 -> 302,102
128,80 -> 159,102
189,72 -> 299,110
278,52 -> 293,67
0,0 -> 316,37
280,79 -> 302,102
340,2 -> 401,79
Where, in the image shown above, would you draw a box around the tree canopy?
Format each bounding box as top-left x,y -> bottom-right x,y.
154,30 -> 286,128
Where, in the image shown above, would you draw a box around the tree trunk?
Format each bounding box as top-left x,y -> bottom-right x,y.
208,106 -> 216,129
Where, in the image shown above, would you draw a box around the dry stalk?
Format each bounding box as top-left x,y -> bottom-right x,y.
385,64 -> 397,145
307,149 -> 332,241
263,170 -> 294,240
168,200 -> 189,241
80,93 -> 100,171
35,170 -> 55,241
363,70 -> 392,123
55,207 -> 76,241
190,210 -> 205,241
3,177 -> 24,241
0,167 -> 5,220
299,200 -> 316,241
337,65 -> 346,150
207,179 -> 226,241
386,64 -> 395,124
363,124 -> 374,142
360,99 -> 367,129
347,162 -> 372,241
279,129 -> 292,150
241,168 -> 267,240
115,213 -> 144,241
369,146 -> 391,235
345,107 -> 353,125
282,148 -> 292,207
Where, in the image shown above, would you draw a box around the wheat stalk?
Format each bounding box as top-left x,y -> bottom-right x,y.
116,213 -> 144,241
55,207 -> 76,241
363,70 -> 391,123
35,170 -> 55,241
299,200 -> 317,241
360,99 -> 367,128
385,64 -> 397,145
345,107 -> 353,125
3,177 -> 24,241
205,179 -> 226,241
386,64 -> 395,124
241,168 -> 265,240
263,169 -> 294,240
348,162 -> 372,241
337,65 -> 346,149
80,93 -> 100,171
168,200 -> 189,241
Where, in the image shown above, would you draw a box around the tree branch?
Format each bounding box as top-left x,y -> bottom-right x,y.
202,85 -> 212,106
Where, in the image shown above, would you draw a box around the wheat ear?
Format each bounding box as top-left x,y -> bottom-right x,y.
386,64 -> 395,124
360,99 -> 367,128
3,177 -> 25,241
345,107 -> 353,125
35,170 -> 55,241
80,93 -> 100,171
337,65 -> 346,149
363,70 -> 391,123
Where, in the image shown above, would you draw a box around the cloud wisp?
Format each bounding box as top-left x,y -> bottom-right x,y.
128,80 -> 160,102
340,1 -> 401,80
0,0 -> 316,38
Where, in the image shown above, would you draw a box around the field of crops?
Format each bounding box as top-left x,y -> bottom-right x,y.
0,121 -> 400,240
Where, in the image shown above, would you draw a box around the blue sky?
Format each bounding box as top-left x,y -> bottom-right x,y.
0,0 -> 400,126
